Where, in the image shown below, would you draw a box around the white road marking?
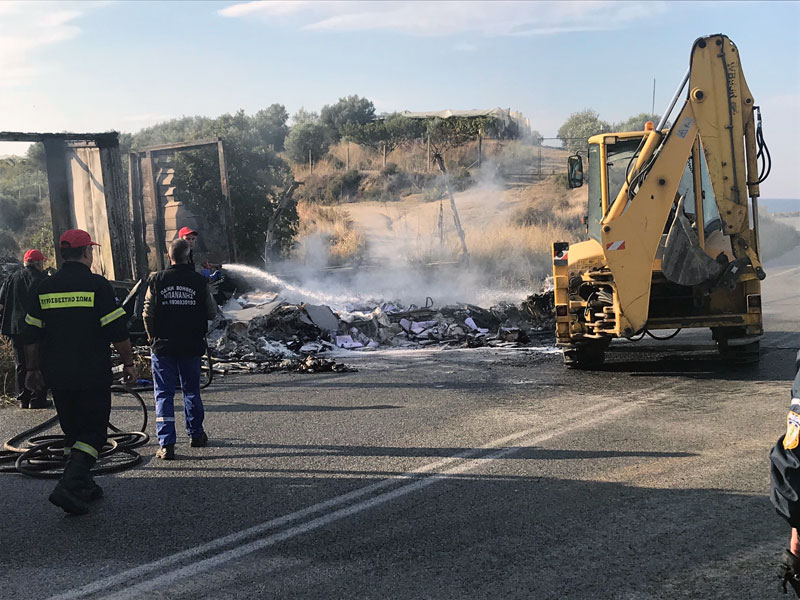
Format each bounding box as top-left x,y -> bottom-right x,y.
49,398 -> 637,600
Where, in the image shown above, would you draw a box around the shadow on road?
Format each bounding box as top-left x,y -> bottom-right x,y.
208,403 -> 400,413
144,444 -> 697,464
4,471 -> 785,600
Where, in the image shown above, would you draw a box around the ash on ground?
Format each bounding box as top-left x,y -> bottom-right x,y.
207,284 -> 555,376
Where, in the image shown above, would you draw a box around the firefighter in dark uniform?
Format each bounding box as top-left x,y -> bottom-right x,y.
771,352 -> 800,596
23,229 -> 137,515
0,249 -> 50,408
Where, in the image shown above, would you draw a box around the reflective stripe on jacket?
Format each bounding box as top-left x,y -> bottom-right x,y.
22,261 -> 128,389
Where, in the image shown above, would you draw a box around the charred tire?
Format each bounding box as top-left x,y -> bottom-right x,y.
717,340 -> 760,364
562,344 -> 606,369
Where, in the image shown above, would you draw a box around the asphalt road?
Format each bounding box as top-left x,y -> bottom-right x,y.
1,253 -> 798,599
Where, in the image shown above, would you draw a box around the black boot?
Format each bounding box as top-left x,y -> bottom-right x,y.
49,451 -> 95,515
76,472 -> 103,502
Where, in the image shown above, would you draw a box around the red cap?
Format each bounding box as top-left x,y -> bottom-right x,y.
179,227 -> 198,238
24,249 -> 46,263
59,229 -> 100,249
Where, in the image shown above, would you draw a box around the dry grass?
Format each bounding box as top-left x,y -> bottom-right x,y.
402,220 -> 579,288
294,203 -> 368,266
467,222 -> 579,286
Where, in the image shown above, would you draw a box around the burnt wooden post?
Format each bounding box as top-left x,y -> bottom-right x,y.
217,140 -> 237,263
97,140 -> 134,280
43,138 -> 71,267
128,152 -> 149,280
144,151 -> 166,270
432,152 -> 469,265
477,134 -> 482,167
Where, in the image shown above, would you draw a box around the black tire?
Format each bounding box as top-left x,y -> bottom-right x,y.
717,340 -> 760,364
200,351 -> 214,390
563,344 -> 606,369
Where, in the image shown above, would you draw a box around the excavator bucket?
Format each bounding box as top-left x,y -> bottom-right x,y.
662,196 -> 724,286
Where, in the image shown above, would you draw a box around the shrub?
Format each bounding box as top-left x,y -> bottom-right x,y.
326,170 -> 363,203
422,188 -> 443,203
381,162 -> 399,176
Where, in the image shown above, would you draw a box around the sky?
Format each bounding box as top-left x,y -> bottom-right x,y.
0,0 -> 798,198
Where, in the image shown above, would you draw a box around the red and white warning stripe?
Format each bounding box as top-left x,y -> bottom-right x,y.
606,240 -> 626,251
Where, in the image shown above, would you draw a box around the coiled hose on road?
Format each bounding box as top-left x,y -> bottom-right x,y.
0,385 -> 150,478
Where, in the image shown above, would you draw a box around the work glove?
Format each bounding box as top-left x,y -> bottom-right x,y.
779,549 -> 800,597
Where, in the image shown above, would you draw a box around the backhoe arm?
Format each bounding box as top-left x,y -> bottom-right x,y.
688,34 -> 763,278
598,34 -> 763,335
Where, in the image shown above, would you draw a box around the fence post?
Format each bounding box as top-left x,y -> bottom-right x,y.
346,143 -> 350,170
477,134 -> 482,168
309,148 -> 313,174
426,135 -> 431,172
383,143 -> 387,168
538,144 -> 541,179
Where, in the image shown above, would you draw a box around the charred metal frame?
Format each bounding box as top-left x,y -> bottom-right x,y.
0,131 -> 134,280
128,138 -> 236,275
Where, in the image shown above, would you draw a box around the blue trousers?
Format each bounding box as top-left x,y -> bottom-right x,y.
152,354 -> 205,447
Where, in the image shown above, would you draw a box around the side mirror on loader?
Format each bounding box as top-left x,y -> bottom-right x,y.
567,155 -> 584,188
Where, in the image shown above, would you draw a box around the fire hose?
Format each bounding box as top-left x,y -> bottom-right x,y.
0,385 -> 149,478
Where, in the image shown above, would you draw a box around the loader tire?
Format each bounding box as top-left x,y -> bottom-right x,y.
718,340 -> 760,364
562,344 -> 606,369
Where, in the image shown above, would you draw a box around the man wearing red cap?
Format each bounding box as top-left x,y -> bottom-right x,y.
178,226 -> 198,269
23,229 -> 137,515
0,249 -> 49,408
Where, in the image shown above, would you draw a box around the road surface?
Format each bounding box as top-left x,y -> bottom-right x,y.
1,249 -> 798,599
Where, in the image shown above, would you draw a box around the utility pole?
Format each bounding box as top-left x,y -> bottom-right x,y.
652,78 -> 656,115
432,152 -> 469,265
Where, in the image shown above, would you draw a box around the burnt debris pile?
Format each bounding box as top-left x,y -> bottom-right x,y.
207,291 -> 555,373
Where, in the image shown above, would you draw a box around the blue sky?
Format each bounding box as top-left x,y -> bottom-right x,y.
1,0 -> 798,198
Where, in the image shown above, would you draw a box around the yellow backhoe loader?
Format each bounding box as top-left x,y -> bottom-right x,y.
553,34 -> 771,367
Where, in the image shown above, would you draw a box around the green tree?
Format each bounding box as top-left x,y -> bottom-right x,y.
130,116 -> 216,150
557,109 -> 612,153
252,104 -> 290,151
320,95 -> 375,141
23,221 -> 55,263
342,113 -> 426,153
291,108 -> 319,126
25,143 -> 47,172
614,112 -> 665,132
169,111 -> 298,261
284,121 -> 331,164
426,116 -> 496,152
